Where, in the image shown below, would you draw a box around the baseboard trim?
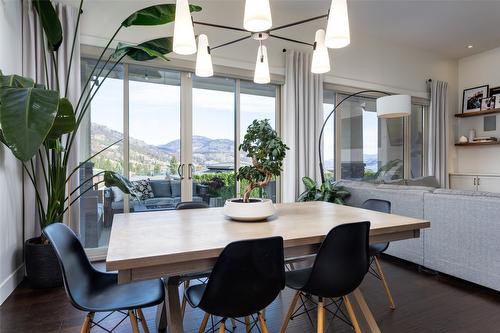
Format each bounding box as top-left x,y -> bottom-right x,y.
0,264 -> 25,305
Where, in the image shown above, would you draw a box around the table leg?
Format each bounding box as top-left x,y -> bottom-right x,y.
351,288 -> 381,333
166,276 -> 184,333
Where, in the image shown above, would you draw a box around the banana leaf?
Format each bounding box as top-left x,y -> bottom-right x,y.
104,171 -> 138,198
0,74 -> 35,88
32,0 -> 63,51
122,4 -> 202,27
47,98 -> 76,139
0,129 -> 5,145
112,37 -> 173,62
0,87 -> 59,161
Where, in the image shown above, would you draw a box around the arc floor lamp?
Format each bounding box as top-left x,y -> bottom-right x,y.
318,91 -> 412,183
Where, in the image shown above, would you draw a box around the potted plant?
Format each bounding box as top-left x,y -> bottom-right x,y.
297,176 -> 351,204
224,119 -> 289,221
0,1 -> 201,288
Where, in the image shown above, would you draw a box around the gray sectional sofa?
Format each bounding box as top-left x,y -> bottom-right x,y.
338,180 -> 500,292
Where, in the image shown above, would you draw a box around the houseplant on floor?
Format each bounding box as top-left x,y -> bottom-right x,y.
0,1 -> 201,288
297,176 -> 351,204
224,119 -> 289,221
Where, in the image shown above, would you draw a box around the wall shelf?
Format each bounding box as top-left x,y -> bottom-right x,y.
455,108 -> 500,118
455,141 -> 500,147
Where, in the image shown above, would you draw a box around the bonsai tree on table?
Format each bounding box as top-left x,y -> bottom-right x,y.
0,1 -> 201,288
237,119 -> 289,202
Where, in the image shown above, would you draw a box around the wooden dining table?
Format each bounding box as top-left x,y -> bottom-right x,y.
106,201 -> 430,333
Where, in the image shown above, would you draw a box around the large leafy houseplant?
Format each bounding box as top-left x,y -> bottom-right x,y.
297,176 -> 350,204
0,0 -> 201,287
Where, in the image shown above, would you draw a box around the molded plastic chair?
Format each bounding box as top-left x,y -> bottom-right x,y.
281,222 -> 370,333
362,198 -> 396,309
176,201 -> 209,210
43,223 -> 164,333
185,236 -> 285,333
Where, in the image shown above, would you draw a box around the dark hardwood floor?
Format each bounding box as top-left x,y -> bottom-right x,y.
1,256 -> 500,333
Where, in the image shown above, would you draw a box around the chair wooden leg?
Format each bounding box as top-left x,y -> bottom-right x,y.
198,313 -> 210,333
343,296 -> 361,333
181,280 -> 190,318
80,312 -> 94,333
245,316 -> 252,332
230,318 -> 237,328
317,298 -> 324,333
258,312 -> 269,333
219,319 -> 226,333
280,290 -> 301,333
129,310 -> 140,333
137,309 -> 150,333
374,256 -> 396,309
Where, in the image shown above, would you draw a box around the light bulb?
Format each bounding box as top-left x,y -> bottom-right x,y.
173,0 -> 197,55
325,0 -> 350,49
244,0 -> 272,32
311,29 -> 331,74
195,34 -> 214,77
254,45 -> 270,84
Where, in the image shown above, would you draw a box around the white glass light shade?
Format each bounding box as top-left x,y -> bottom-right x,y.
244,0 -> 272,32
325,0 -> 350,49
311,29 -> 331,74
376,95 -> 412,118
173,0 -> 197,55
254,45 -> 270,84
195,34 -> 213,77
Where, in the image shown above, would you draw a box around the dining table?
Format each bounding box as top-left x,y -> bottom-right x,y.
106,201 -> 430,333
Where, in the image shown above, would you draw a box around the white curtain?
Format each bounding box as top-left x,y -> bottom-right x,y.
22,1 -> 81,236
282,50 -> 324,202
428,80 -> 448,188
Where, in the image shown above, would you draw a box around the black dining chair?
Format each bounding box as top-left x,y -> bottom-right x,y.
280,222 -> 370,333
362,199 -> 396,310
185,236 -> 285,333
176,201 -> 209,210
43,223 -> 164,333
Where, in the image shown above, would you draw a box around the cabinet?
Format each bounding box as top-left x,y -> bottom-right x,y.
450,174 -> 500,193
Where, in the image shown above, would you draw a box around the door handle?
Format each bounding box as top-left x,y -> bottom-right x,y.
177,164 -> 184,180
477,177 -> 480,186
473,177 -> 476,186
188,163 -> 193,179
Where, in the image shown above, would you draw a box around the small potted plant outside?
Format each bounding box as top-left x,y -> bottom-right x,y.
224,119 -> 289,221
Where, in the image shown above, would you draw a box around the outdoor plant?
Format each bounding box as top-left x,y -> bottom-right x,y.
0,1 -> 201,234
297,176 -> 351,204
236,119 -> 289,203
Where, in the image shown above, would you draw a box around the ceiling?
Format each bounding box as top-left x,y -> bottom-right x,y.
59,0 -> 500,60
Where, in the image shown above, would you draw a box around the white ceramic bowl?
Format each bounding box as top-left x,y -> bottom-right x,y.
223,198 -> 276,222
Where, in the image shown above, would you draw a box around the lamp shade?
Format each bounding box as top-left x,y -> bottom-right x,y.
244,0 -> 272,32
376,95 -> 412,118
173,0 -> 197,55
195,34 -> 213,77
325,0 -> 350,49
311,29 -> 331,74
254,45 -> 270,84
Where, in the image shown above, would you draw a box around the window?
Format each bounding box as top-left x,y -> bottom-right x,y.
410,104 -> 425,178
322,90 -> 336,181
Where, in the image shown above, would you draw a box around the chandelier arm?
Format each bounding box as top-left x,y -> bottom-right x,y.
269,34 -> 314,47
211,35 -> 252,51
192,21 -> 248,32
269,14 -> 328,32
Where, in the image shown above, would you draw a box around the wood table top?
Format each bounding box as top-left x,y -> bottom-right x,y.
106,201 -> 429,271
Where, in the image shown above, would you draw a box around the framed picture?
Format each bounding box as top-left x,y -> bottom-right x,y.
480,96 -> 496,111
462,85 -> 489,113
494,94 -> 500,109
490,86 -> 500,96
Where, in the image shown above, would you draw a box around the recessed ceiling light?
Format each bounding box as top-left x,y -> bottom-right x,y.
467,45 -> 473,49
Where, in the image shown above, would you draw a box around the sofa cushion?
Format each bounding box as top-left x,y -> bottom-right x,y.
376,184 -> 436,192
171,180 -> 181,197
433,188 -> 500,199
406,176 -> 440,188
150,180 -> 172,198
132,179 -> 154,200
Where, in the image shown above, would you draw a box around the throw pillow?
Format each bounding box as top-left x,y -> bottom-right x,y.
131,179 -> 154,200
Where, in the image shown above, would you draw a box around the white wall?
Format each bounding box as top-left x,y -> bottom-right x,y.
456,46 -> 500,174
0,0 -> 24,305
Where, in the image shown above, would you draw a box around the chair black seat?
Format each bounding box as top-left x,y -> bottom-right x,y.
185,283 -> 206,308
79,273 -> 164,312
369,242 -> 389,257
285,268 -> 312,291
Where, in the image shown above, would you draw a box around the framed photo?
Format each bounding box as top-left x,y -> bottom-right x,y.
462,85 -> 489,113
490,86 -> 500,96
494,94 -> 500,109
480,96 -> 496,111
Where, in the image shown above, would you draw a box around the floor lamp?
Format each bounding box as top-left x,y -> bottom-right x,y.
318,91 -> 412,183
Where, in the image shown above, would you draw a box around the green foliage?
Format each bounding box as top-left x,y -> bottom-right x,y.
297,176 -> 350,205
168,155 -> 180,175
32,0 -> 63,51
122,4 -> 202,27
47,98 -> 76,139
236,119 -> 288,202
104,171 -> 138,197
112,37 -> 173,62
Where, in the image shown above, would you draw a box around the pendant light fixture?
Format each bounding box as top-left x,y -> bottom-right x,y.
195,34 -> 214,77
244,0 -> 273,32
173,0 -> 197,55
311,29 -> 330,74
325,0 -> 350,49
254,43 -> 270,84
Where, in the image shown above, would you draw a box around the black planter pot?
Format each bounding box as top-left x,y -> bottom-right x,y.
25,237 -> 63,289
